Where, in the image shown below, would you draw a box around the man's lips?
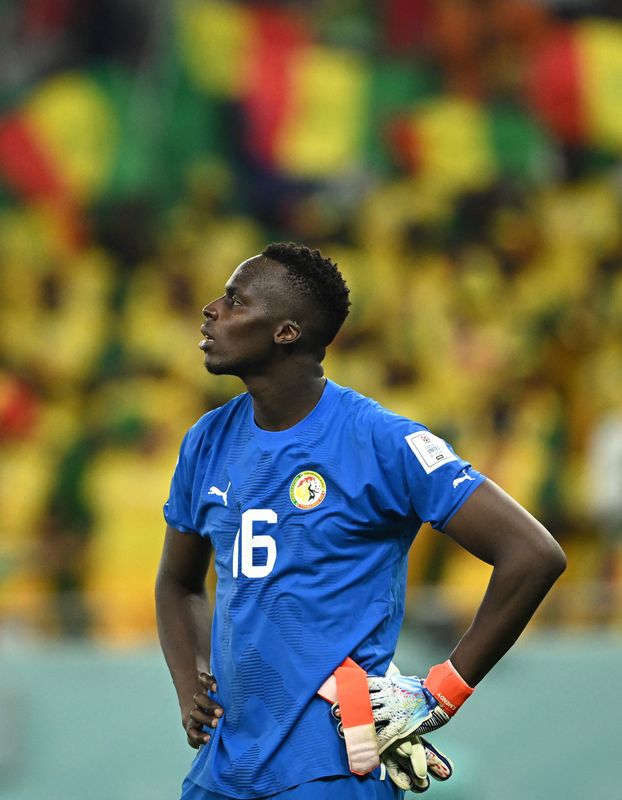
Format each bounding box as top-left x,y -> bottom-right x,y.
199,324 -> 214,350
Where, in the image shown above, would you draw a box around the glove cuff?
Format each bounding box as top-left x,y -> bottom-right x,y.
424,660 -> 474,716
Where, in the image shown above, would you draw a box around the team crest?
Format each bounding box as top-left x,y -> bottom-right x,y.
290,471 -> 326,509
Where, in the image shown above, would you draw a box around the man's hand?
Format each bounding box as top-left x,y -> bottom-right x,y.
182,672 -> 224,749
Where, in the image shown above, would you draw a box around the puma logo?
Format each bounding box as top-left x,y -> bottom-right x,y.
453,471 -> 475,489
208,481 -> 231,506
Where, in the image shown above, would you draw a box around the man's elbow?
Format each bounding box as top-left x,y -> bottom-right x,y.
156,564 -> 207,602
500,528 -> 567,589
546,540 -> 567,579
530,535 -> 567,586
156,565 -> 185,605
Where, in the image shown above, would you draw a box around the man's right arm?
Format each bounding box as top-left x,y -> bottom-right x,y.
155,524 -> 222,748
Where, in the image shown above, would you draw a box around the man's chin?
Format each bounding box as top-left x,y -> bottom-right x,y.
204,357 -> 237,376
204,362 -> 226,375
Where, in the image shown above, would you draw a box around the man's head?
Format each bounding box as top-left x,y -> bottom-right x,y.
200,242 -> 350,377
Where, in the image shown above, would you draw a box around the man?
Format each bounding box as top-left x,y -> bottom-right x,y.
156,242 -> 566,800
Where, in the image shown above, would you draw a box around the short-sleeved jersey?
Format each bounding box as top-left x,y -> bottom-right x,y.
164,380 -> 485,799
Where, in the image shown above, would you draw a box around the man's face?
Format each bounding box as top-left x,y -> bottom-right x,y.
199,256 -> 295,377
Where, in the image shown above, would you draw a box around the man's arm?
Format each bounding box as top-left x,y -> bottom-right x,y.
444,478 -> 567,687
353,478 -> 566,761
155,524 -> 222,748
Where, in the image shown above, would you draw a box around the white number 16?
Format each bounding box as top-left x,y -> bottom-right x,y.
232,508 -> 277,578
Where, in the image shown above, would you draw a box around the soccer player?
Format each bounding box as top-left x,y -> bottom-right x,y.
156,243 -> 566,800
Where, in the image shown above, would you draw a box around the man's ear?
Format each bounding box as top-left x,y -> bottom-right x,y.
274,320 -> 301,345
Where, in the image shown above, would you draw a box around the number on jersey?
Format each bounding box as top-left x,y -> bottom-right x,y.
232,509 -> 277,578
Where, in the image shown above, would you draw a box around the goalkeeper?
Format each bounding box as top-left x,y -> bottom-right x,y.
156,243 -> 567,799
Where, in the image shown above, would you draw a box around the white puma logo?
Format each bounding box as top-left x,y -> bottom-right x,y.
453,471 -> 475,489
208,481 -> 231,506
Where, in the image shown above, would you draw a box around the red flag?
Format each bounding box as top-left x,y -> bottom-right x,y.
0,114 -> 68,199
526,25 -> 586,145
243,6 -> 309,166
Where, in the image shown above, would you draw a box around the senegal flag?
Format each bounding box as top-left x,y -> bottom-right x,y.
527,20 -> 622,152
0,72 -> 117,203
389,97 -> 549,193
177,0 -> 368,178
252,45 -> 368,178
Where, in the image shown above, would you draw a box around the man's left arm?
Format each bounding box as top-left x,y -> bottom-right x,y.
360,477 -> 566,789
443,477 -> 567,688
330,476 -> 565,791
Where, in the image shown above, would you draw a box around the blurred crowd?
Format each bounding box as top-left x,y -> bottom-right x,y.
2,0 -> 622,642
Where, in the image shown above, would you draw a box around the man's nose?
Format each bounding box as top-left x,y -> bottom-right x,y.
203,303 -> 218,319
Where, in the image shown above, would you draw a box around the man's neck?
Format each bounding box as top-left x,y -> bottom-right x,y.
245,363 -> 326,432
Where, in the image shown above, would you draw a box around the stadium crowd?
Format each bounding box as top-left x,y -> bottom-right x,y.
1,0 -> 621,640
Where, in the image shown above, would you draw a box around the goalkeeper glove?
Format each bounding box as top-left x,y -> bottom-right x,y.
367,660 -> 474,749
367,673 -> 449,750
424,659 -> 474,717
326,658 -> 470,790
382,734 -> 453,793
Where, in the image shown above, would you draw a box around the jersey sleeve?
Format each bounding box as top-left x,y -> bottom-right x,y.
401,428 -> 485,530
163,430 -> 198,534
370,407 -> 486,531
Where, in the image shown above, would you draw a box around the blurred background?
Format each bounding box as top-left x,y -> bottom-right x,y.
1,0 -> 621,798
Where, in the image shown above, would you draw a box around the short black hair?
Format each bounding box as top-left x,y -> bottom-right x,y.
262,242 -> 350,346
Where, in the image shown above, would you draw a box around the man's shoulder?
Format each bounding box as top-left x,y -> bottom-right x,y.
184,392 -> 249,446
332,381 -> 383,418
334,382 -> 427,436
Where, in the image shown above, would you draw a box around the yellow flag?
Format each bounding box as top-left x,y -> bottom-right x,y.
275,46 -> 368,177
577,21 -> 622,152
413,97 -> 496,193
177,0 -> 251,97
23,73 -> 117,201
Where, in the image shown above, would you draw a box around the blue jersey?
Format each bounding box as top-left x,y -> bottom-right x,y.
164,380 -> 485,799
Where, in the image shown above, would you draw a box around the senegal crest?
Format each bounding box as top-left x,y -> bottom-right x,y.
290,471 -> 326,510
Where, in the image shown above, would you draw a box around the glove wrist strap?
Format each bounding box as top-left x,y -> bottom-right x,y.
424,660 -> 474,716
318,658 -> 380,775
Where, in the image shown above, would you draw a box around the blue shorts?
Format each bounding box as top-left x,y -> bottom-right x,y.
180,774 -> 404,800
